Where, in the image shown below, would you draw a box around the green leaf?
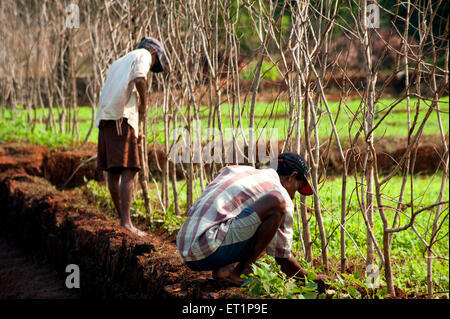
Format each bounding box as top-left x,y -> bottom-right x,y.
251,284 -> 261,296
353,269 -> 363,279
376,287 -> 387,299
348,286 -> 360,298
291,286 -> 303,294
303,292 -> 318,299
306,271 -> 317,282
241,278 -> 250,287
336,274 -> 345,285
305,281 -> 318,290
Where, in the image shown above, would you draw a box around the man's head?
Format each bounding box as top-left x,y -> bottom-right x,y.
136,37 -> 166,73
275,152 -> 313,199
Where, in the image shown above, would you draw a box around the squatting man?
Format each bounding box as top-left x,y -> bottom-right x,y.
95,37 -> 165,237
177,152 -> 327,286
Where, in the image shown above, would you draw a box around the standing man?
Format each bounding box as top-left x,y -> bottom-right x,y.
177,152 -> 326,286
95,37 -> 165,237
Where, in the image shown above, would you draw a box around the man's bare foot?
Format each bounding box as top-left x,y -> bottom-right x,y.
212,263 -> 236,280
131,227 -> 147,237
122,224 -> 148,237
228,269 -> 245,286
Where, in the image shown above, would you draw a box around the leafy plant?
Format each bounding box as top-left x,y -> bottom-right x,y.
328,271 -> 388,299
241,255 -> 320,299
81,178 -> 116,218
82,179 -> 186,235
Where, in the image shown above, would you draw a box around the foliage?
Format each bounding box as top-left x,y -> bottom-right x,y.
0,116 -> 74,147
147,97 -> 449,144
81,178 -> 116,218
240,60 -> 281,82
81,178 -> 185,235
292,172 -> 449,297
1,97 -> 448,147
241,255 -> 321,299
329,272 -> 389,299
217,1 -> 291,54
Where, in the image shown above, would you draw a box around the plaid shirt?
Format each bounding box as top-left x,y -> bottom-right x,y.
176,165 -> 294,262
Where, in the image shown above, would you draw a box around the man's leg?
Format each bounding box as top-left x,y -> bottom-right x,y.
119,168 -> 147,237
223,192 -> 287,284
107,171 -> 121,218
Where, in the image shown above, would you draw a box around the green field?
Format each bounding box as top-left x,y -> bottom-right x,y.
1,96 -> 448,147
294,173 -> 449,295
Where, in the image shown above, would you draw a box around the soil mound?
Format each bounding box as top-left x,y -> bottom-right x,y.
0,144 -> 49,176
0,170 -> 247,298
43,143 -> 103,187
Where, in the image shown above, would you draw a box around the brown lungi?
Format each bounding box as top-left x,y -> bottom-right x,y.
97,118 -> 140,172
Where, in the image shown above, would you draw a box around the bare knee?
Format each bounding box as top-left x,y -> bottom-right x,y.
121,169 -> 137,185
107,172 -> 120,193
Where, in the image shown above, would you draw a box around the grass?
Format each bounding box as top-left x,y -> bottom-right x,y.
291,172 -> 449,296
0,115 -> 74,147
1,96 -> 447,147
145,96 -> 449,144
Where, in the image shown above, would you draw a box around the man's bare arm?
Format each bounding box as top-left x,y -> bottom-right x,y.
275,257 -> 307,278
276,256 -> 328,292
134,77 -> 147,115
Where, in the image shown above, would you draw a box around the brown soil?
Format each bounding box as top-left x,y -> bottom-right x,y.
0,236 -> 79,299
43,142 -> 103,187
0,167 -> 247,299
326,134 -> 448,175
0,144 -> 49,176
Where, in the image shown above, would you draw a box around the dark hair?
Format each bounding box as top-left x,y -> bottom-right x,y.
275,152 -> 309,181
150,54 -> 163,73
276,162 -> 307,181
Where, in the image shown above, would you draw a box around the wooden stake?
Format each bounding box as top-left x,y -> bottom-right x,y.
138,113 -> 153,219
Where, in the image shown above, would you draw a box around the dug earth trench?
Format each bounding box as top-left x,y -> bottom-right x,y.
0,236 -> 80,299
0,144 -> 247,298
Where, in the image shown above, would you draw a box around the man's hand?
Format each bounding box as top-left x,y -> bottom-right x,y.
275,257 -> 307,278
276,256 -> 329,293
138,101 -> 146,116
137,132 -> 146,146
